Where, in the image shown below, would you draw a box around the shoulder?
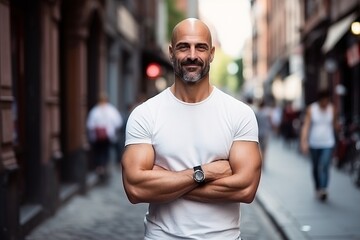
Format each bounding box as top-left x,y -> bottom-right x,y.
90,105 -> 100,112
105,103 -> 120,113
88,105 -> 100,117
144,88 -> 170,107
141,88 -> 169,108
129,89 -> 169,119
213,89 -> 256,126
308,102 -> 317,112
214,88 -> 252,111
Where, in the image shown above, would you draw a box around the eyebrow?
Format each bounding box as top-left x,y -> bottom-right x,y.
174,42 -> 210,49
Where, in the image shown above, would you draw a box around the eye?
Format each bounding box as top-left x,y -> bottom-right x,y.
197,45 -> 208,52
176,44 -> 189,52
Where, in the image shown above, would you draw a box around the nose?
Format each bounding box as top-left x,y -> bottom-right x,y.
188,46 -> 197,60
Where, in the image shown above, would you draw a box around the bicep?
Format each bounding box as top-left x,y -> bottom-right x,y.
121,144 -> 155,184
229,141 -> 262,187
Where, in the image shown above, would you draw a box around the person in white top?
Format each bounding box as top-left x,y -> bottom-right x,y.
301,89 -> 338,201
87,92 -> 123,177
121,18 -> 262,240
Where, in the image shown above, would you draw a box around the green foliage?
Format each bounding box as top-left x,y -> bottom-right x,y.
210,49 -> 231,87
166,0 -> 186,41
210,49 -> 244,94
234,58 -> 244,91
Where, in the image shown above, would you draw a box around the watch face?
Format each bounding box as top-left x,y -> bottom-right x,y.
194,170 -> 205,182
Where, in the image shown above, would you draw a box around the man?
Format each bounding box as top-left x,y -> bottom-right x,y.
122,18 -> 261,240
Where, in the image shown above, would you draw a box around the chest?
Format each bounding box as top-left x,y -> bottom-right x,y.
152,106 -> 233,170
311,105 -> 333,124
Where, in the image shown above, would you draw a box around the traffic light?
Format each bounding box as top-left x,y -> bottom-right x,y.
146,63 -> 161,79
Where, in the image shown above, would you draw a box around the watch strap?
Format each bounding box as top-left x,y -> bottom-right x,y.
193,165 -> 202,171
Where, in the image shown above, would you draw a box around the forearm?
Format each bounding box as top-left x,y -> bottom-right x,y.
301,129 -> 308,145
123,159 -> 233,204
122,144 -> 199,204
300,123 -> 310,153
184,172 -> 260,203
300,110 -> 311,154
185,142 -> 262,204
123,167 -> 197,204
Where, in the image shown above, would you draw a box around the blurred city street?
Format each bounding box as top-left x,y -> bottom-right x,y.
25,135 -> 360,240
2,1 -> 360,239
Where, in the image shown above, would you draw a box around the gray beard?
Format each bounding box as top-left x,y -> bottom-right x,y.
175,65 -> 210,84
183,72 -> 202,83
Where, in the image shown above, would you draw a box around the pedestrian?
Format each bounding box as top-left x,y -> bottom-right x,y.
121,18 -> 262,240
87,92 -> 123,178
255,100 -> 272,168
269,101 -> 282,136
300,89 -> 337,201
280,101 -> 298,145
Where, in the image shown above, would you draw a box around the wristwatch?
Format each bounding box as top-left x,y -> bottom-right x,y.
193,165 -> 205,184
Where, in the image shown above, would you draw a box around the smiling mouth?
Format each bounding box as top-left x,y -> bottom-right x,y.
183,65 -> 201,70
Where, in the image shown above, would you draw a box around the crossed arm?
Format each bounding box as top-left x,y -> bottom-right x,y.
121,141 -> 262,204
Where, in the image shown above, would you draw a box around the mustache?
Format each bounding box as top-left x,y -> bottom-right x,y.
181,59 -> 203,66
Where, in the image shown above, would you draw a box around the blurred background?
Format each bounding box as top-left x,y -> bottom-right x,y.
0,0 -> 360,239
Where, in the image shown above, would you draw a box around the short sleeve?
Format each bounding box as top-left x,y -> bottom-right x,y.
125,103 -> 153,146
233,104 -> 259,142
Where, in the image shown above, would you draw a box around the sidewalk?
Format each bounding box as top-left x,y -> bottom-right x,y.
256,136 -> 360,240
26,161 -> 282,240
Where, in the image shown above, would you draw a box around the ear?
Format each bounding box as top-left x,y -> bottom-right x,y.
169,45 -> 174,63
209,46 -> 215,63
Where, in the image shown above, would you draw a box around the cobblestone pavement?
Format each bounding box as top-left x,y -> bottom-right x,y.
26,164 -> 284,240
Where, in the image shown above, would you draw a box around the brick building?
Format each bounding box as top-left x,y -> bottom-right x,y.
0,0 -> 171,239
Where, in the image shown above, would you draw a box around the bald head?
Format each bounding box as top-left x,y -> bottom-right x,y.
171,18 -> 213,47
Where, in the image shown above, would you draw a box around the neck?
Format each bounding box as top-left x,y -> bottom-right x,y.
170,79 -> 213,103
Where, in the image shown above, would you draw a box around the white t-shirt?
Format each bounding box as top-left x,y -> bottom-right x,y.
125,87 -> 258,240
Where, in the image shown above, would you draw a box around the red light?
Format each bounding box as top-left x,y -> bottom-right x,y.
146,63 -> 161,79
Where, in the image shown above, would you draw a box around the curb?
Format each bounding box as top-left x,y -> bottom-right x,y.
256,189 -> 310,240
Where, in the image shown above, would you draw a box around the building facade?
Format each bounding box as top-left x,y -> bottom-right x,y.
248,0 -> 303,109
0,0 -> 170,239
301,0 -> 360,125
248,0 -> 269,100
248,0 -> 359,125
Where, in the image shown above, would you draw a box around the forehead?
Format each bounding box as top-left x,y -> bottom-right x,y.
172,21 -> 212,46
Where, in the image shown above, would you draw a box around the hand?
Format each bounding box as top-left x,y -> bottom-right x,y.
300,140 -> 309,155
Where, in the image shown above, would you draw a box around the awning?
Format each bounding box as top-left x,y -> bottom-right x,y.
322,13 -> 357,53
264,59 -> 286,83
